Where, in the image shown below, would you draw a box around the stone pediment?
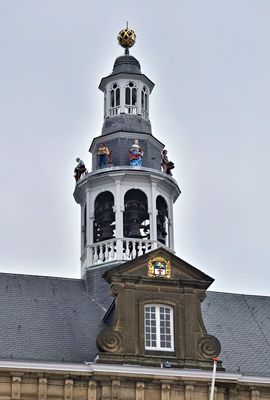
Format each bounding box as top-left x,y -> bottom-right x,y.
103,248 -> 214,290
98,247 -> 222,370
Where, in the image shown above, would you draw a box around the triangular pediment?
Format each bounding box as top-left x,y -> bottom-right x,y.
104,248 -> 214,289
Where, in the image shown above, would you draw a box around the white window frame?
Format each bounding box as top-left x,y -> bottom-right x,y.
144,304 -> 174,351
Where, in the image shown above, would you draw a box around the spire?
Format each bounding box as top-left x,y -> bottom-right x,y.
74,29 -> 181,277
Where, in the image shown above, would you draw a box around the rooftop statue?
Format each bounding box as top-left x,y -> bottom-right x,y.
74,158 -> 87,182
161,149 -> 175,176
98,143 -> 110,169
129,140 -> 143,167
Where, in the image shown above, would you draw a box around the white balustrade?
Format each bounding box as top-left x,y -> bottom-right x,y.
88,239 -> 117,265
109,106 -> 121,116
125,106 -> 138,115
85,238 -> 169,267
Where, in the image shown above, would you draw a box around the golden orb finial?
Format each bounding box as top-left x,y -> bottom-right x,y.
117,24 -> 136,54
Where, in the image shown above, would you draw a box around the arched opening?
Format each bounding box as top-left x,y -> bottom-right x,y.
125,82 -> 137,114
156,196 -> 168,245
109,83 -> 120,116
93,191 -> 115,243
123,189 -> 149,239
141,85 -> 149,119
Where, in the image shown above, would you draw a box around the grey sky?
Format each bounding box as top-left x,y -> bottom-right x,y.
0,1 -> 269,295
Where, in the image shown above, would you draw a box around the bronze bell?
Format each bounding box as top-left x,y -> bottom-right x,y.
124,200 -> 149,238
94,199 -> 115,242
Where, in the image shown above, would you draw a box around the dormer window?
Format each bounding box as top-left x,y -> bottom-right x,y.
109,83 -> 120,116
125,82 -> 137,114
141,85 -> 149,119
144,305 -> 174,351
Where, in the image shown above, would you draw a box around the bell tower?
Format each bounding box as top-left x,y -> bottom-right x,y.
74,28 -> 181,277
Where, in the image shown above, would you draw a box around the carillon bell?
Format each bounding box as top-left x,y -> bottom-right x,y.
157,212 -> 167,244
94,193 -> 115,242
124,199 -> 149,238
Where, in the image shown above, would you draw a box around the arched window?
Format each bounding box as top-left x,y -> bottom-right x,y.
141,85 -> 149,119
109,83 -> 120,116
144,304 -> 174,351
125,82 -> 137,114
123,189 -> 149,239
93,191 -> 115,243
156,196 -> 168,245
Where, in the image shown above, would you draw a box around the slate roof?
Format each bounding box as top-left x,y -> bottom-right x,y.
112,54 -> 141,75
0,267 -> 269,376
202,291 -> 270,375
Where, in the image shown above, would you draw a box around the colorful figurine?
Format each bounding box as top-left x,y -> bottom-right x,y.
74,158 -> 87,182
161,149 -> 174,176
98,143 -> 110,168
129,140 -> 143,166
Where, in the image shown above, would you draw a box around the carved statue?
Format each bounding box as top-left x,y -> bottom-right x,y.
98,143 -> 110,168
129,140 -> 143,167
74,158 -> 87,182
161,149 -> 174,176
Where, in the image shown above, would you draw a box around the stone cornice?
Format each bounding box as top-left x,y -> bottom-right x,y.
73,166 -> 181,204
0,360 -> 269,386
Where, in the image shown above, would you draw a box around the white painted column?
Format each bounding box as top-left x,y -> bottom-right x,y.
114,176 -> 124,260
105,84 -> 111,118
120,82 -> 125,114
86,189 -> 94,246
150,181 -> 157,246
85,189 -> 94,272
81,204 -> 85,255
137,84 -> 142,115
167,194 -> 174,250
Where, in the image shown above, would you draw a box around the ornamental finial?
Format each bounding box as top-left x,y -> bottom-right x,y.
117,23 -> 136,55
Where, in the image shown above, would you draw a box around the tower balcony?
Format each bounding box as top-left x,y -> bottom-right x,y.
74,166 -> 181,277
80,237 -> 172,275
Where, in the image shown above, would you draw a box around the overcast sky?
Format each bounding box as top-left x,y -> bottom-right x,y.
0,1 -> 269,296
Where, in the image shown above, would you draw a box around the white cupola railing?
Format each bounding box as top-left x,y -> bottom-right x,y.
81,237 -> 172,274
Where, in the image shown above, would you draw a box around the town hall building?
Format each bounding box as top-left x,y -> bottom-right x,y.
0,28 -> 269,400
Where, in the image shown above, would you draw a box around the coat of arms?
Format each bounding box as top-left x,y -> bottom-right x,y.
148,257 -> 171,278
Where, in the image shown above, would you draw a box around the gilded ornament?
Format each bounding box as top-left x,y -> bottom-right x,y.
117,28 -> 136,49
148,257 -> 171,278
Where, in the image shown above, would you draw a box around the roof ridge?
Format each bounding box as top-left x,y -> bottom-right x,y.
208,290 -> 270,298
0,271 -> 81,281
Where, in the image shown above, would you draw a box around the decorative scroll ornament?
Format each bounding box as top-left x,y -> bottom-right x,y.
96,328 -> 123,353
198,335 -> 221,359
148,257 -> 171,278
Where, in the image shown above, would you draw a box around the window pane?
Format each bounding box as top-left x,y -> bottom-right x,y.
110,90 -> 114,107
116,88 -> 120,106
141,91 -> 144,109
132,88 -> 137,105
125,87 -> 130,105
145,305 -> 173,351
145,94 -> 148,111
